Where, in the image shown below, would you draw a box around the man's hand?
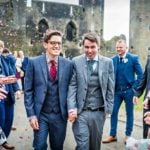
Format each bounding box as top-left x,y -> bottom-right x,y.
143,98 -> 149,109
133,96 -> 138,105
68,109 -> 77,123
29,118 -> 39,130
0,88 -> 8,99
15,90 -> 22,99
0,75 -> 17,84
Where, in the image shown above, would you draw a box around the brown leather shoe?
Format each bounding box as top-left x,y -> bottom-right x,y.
2,142 -> 15,150
102,136 -> 117,143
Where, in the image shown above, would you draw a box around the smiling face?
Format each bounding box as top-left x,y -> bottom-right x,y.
116,40 -> 127,57
43,35 -> 62,58
83,39 -> 99,59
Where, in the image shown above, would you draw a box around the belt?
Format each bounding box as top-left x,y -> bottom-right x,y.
116,86 -> 131,92
83,107 -> 104,112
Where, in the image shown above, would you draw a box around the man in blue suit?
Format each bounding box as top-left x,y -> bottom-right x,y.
103,39 -> 143,143
24,30 -> 73,150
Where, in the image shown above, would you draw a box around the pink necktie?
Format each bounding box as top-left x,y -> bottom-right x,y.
50,60 -> 57,80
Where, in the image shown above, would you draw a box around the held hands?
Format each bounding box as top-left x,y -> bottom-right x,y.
68,109 -> 77,123
29,117 -> 39,130
15,90 -> 22,99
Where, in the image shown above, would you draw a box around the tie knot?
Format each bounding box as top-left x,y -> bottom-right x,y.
87,60 -> 95,72
120,57 -> 123,63
88,59 -> 95,65
50,60 -> 56,66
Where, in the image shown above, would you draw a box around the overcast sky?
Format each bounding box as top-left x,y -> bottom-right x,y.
103,0 -> 130,42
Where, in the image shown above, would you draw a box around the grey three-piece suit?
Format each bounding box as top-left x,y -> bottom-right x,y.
67,54 -> 115,150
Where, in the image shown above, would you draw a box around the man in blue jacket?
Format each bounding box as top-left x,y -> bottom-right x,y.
103,39 -> 143,143
24,30 -> 73,150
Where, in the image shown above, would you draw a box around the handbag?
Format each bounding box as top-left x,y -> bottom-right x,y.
0,127 -> 6,145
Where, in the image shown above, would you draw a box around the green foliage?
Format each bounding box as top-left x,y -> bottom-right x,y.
30,42 -> 43,56
0,26 -> 27,50
73,6 -> 83,18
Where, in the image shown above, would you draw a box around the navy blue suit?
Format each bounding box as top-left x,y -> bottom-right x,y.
0,55 -> 20,137
24,54 -> 73,150
110,53 -> 143,137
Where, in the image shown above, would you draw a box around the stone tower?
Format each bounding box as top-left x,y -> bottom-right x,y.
79,0 -> 104,37
129,0 -> 150,65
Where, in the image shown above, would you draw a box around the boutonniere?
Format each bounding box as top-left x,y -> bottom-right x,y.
123,58 -> 128,63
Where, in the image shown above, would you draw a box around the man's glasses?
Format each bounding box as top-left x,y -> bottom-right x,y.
48,41 -> 62,46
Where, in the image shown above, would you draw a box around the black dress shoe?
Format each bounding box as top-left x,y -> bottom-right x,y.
2,142 -> 15,150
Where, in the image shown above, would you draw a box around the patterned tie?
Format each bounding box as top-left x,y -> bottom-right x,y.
88,60 -> 95,72
50,60 -> 57,80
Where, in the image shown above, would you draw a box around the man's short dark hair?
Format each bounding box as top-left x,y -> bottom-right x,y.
82,32 -> 100,46
2,48 -> 10,54
43,30 -> 63,43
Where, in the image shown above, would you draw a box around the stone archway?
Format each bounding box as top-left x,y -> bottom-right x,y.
38,18 -> 49,38
66,21 -> 77,41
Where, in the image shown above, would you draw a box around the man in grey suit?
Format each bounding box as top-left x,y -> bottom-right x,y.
67,32 -> 115,150
24,30 -> 73,150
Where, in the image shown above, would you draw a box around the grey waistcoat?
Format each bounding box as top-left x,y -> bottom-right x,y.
41,70 -> 60,114
84,63 -> 104,110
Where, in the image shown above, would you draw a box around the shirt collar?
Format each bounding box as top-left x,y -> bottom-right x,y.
46,53 -> 58,64
118,53 -> 127,59
87,55 -> 98,61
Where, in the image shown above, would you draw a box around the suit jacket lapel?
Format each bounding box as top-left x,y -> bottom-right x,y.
58,56 -> 64,85
40,54 -> 47,83
98,55 -> 103,86
113,56 -> 118,77
82,55 -> 88,83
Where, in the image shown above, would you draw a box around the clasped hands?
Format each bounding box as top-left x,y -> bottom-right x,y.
29,117 -> 39,130
68,109 -> 77,123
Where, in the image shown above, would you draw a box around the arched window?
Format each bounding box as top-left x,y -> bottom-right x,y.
66,21 -> 77,41
38,19 -> 49,38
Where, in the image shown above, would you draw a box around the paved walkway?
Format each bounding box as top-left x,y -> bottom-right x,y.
8,94 -> 143,150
